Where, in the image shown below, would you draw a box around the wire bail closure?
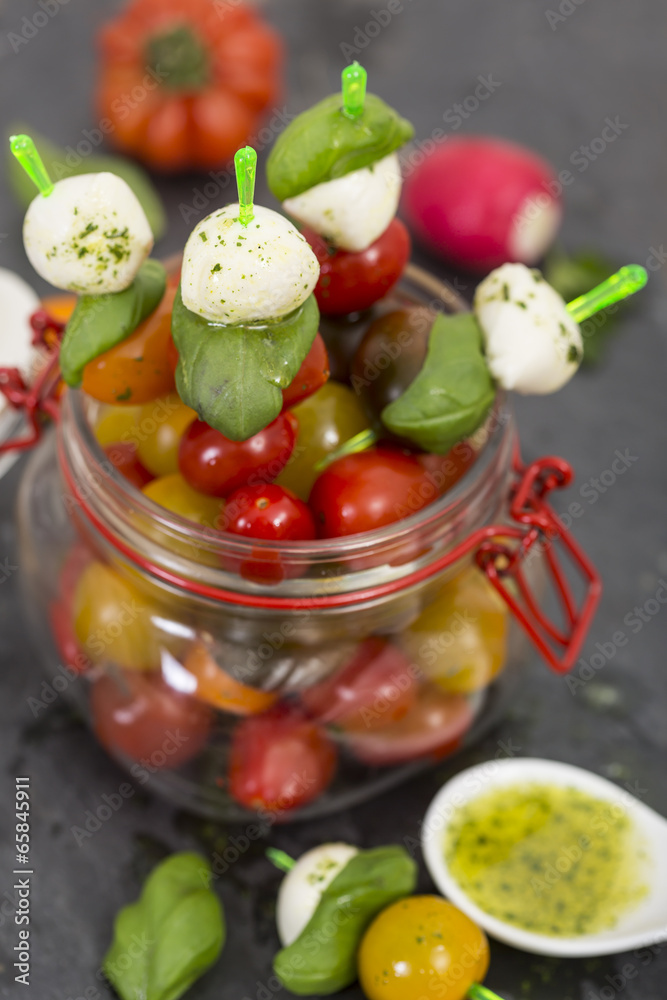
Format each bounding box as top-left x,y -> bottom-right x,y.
476,455 -> 601,674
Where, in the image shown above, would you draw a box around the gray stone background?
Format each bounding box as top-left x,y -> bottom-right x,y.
0,0 -> 666,997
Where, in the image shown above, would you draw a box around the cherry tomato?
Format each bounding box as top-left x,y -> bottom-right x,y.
351,306 -> 436,422
40,293 -> 76,325
104,442 -> 154,490
402,566 -> 508,693
73,561 -> 159,671
91,670 -> 213,767
224,483 -> 316,541
81,285 -> 176,405
344,685 -> 473,766
142,473 -> 224,529
358,896 -> 489,1000
309,446 -> 435,538
223,482 -> 315,583
301,637 -> 418,731
178,412 -> 298,497
276,381 -> 368,501
182,643 -> 278,716
228,703 -> 337,814
135,393 -> 197,477
95,404 -> 143,447
304,219 -> 411,316
417,443 -> 478,498
281,332 -> 330,409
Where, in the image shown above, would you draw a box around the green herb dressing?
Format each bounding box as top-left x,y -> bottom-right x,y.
444,782 -> 649,937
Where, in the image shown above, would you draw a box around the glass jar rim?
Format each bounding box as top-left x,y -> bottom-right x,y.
57,268 -> 516,603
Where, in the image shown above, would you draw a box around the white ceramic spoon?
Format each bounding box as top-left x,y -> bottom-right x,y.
422,757 -> 667,958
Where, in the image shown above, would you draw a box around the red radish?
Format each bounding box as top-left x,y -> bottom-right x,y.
402,136 -> 562,272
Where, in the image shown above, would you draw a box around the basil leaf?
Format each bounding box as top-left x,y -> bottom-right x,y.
266,93 -> 414,201
103,852 -> 225,1000
172,289 -> 319,441
274,845 -> 417,995
382,312 -> 496,454
59,259 -> 166,387
7,125 -> 167,239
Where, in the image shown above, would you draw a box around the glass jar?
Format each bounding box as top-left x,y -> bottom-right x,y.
17,268 -> 600,821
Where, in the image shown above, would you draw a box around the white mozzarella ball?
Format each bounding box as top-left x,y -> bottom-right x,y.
181,204 -> 319,324
474,262 -> 583,394
276,843 -> 359,947
23,173 -> 153,294
0,268 -> 40,416
283,153 -> 402,253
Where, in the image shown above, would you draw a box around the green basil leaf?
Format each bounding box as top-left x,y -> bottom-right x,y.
172,289 -> 319,441
103,852 -> 225,1000
382,312 -> 496,454
59,259 -> 166,387
266,94 -> 414,201
273,845 -> 417,995
7,125 -> 167,239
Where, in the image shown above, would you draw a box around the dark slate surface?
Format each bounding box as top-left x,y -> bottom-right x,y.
1,1 -> 666,998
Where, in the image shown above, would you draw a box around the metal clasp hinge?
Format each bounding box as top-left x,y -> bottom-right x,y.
476,457 -> 602,674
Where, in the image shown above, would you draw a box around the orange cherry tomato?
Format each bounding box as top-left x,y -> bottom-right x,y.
40,294 -> 77,325
81,285 -> 176,405
95,0 -> 283,172
183,642 -> 278,716
358,896 -> 490,1000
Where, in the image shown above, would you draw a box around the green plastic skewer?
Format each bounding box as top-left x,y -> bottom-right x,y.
9,133 -> 54,196
266,847 -> 295,873
235,145 -> 257,227
313,426 -> 379,473
566,264 -> 647,323
467,984 -> 506,1000
342,61 -> 367,119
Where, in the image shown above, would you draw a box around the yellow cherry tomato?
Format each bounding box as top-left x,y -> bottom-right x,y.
135,393 -> 197,477
276,381 -> 368,500
358,896 -> 490,1000
94,404 -> 144,448
142,474 -> 224,529
402,566 -> 508,693
73,562 -> 159,671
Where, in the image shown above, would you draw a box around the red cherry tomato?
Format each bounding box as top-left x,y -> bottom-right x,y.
223,482 -> 315,583
91,671 -> 213,767
224,483 -> 316,541
344,686 -> 473,766
304,220 -> 411,316
228,703 -> 337,814
309,446 -> 435,538
281,332 -> 330,409
104,442 -> 154,489
179,412 -> 298,497
417,441 -> 479,497
301,637 -> 418,731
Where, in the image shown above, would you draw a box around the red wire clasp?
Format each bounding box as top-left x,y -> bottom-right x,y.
476,456 -> 602,674
0,309 -> 65,454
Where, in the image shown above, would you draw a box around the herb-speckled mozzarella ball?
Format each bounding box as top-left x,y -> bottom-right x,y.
276,843 -> 359,947
23,173 -> 153,294
181,204 -> 320,324
474,263 -> 583,394
283,153 -> 402,253
0,268 -> 39,416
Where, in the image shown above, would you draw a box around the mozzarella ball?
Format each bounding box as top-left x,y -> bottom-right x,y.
23,173 -> 153,294
0,268 -> 40,416
181,204 -> 319,324
474,263 -> 583,394
276,843 -> 359,946
283,153 -> 402,253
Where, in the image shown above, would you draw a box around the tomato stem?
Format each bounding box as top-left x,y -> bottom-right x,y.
145,25 -> 209,92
